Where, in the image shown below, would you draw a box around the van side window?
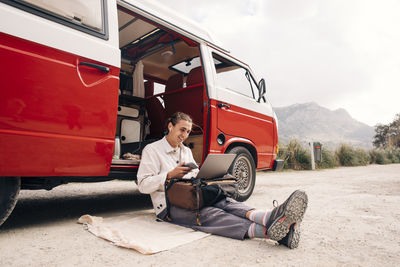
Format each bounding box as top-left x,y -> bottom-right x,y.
212,53 -> 256,99
4,0 -> 107,39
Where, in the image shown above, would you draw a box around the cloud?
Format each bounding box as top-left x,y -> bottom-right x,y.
153,0 -> 400,125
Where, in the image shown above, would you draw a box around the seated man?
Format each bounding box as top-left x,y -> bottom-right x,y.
137,112 -> 308,248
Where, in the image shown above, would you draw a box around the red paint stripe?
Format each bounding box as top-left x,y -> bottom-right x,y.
0,128 -> 114,142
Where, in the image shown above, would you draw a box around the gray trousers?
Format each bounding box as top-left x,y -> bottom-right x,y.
159,198 -> 253,240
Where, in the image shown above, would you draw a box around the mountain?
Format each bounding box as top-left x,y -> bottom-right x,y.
274,102 -> 374,148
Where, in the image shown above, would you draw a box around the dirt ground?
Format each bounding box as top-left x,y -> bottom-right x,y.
1,164 -> 399,266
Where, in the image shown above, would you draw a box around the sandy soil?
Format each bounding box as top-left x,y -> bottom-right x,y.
1,164 -> 399,266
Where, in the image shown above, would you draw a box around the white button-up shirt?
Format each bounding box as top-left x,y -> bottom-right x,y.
137,137 -> 199,215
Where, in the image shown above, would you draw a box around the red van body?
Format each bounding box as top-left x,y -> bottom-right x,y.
0,0 -> 282,226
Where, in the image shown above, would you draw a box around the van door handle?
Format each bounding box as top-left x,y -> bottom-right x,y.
217,103 -> 230,109
79,62 -> 110,73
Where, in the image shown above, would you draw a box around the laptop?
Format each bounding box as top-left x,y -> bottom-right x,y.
195,154 -> 236,179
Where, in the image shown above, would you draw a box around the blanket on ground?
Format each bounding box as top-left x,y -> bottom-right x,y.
78,210 -> 210,255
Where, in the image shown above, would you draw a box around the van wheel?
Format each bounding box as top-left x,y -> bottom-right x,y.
0,177 -> 21,227
226,146 -> 256,202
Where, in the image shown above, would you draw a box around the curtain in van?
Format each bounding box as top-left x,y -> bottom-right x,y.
133,60 -> 145,98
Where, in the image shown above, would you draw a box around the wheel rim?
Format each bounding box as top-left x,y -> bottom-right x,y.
232,155 -> 253,194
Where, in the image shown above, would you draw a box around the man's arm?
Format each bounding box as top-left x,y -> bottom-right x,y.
137,146 -> 168,193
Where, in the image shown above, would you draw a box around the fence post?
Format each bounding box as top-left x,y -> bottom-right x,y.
309,142 -> 315,170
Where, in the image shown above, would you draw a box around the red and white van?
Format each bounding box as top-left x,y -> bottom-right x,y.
0,0 -> 283,226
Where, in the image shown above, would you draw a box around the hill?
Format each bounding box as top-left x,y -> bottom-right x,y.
274,102 -> 374,148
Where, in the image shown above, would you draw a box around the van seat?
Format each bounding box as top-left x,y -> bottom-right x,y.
145,81 -> 166,139
165,73 -> 184,92
164,68 -> 204,129
145,80 -> 154,97
164,73 -> 184,117
186,66 -> 203,86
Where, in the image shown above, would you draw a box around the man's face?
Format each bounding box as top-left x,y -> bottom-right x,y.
168,119 -> 192,147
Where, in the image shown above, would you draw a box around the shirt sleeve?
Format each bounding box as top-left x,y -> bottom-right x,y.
137,146 -> 168,193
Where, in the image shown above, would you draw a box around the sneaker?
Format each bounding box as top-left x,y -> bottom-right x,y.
278,223 -> 300,249
265,190 -> 308,241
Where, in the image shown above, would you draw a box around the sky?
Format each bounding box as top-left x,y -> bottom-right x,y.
154,0 -> 400,126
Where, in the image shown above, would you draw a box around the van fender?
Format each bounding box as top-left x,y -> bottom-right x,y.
222,137 -> 258,168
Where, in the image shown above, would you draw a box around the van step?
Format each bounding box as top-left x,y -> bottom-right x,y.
111,159 -> 140,165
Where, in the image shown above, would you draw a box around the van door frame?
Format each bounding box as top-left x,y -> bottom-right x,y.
202,45 -> 276,169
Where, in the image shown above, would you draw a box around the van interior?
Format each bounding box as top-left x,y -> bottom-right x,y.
112,6 -> 205,167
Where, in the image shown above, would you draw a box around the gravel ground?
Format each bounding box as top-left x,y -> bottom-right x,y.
1,164 -> 399,266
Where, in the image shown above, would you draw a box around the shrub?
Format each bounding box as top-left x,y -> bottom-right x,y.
369,149 -> 390,164
278,140 -> 311,170
385,148 -> 400,163
316,148 -> 337,169
335,144 -> 353,166
356,148 -> 371,165
335,144 -> 370,166
369,148 -> 400,164
277,141 -> 400,170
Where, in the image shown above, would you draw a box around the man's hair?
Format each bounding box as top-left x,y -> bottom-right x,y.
167,112 -> 193,126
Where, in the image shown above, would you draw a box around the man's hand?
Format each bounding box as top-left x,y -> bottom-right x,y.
167,162 -> 191,179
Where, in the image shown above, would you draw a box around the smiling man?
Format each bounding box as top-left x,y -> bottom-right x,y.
137,112 -> 308,248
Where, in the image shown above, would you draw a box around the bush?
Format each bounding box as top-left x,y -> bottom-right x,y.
369,149 -> 390,164
385,148 -> 400,163
277,140 -> 400,171
278,140 -> 311,170
316,148 -> 337,169
369,148 -> 400,164
335,144 -> 370,166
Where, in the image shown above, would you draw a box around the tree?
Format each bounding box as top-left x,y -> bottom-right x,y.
373,113 -> 400,148
388,113 -> 400,147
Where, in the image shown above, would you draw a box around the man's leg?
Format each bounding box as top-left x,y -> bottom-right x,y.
168,204 -> 252,240
213,197 -> 253,218
168,190 -> 308,244
214,190 -> 308,248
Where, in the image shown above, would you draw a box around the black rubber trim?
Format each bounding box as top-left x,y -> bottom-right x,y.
1,0 -> 109,40
198,48 -> 211,160
272,159 -> 284,171
79,62 -> 110,73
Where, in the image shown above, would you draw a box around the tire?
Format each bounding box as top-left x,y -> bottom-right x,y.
226,146 -> 256,202
0,177 -> 21,227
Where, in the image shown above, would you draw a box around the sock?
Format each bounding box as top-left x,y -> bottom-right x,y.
248,209 -> 271,226
247,223 -> 267,239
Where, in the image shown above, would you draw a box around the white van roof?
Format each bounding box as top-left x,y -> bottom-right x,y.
119,0 -> 228,53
